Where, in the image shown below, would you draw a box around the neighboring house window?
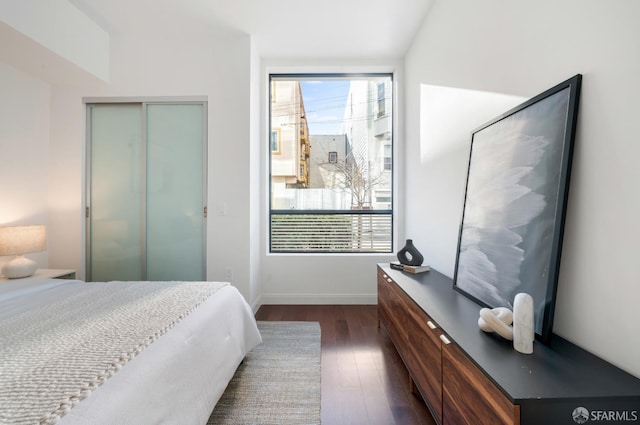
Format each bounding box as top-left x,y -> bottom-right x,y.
383,144 -> 392,170
269,74 -> 394,253
271,129 -> 281,154
377,82 -> 386,117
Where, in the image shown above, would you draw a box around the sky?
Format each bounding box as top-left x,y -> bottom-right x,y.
300,80 -> 350,135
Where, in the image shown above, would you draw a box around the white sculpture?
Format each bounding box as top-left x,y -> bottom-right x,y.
513,293 -> 534,354
478,307 -> 514,340
477,293 -> 534,354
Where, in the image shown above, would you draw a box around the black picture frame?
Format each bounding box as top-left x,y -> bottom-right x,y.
453,75 -> 582,344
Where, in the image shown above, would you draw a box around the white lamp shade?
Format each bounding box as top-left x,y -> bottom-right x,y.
0,225 -> 47,256
0,225 -> 46,279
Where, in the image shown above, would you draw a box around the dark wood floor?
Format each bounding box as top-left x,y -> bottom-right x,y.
255,305 -> 437,425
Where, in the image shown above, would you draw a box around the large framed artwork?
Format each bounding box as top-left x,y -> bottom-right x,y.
453,75 -> 582,344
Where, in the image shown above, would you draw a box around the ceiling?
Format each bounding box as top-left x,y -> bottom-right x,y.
69,0 -> 434,59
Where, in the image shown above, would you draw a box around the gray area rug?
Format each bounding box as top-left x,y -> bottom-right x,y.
208,321 -> 321,425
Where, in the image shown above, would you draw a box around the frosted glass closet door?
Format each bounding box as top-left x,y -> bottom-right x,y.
89,104 -> 144,281
146,104 -> 205,281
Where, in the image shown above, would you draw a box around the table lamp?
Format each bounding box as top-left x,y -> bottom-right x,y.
0,225 -> 46,279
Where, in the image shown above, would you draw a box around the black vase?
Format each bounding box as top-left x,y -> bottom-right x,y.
397,239 -> 424,266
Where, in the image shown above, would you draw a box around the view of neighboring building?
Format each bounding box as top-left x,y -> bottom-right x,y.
271,77 -> 392,211
306,134 -> 349,209
341,77 -> 393,210
270,80 -> 310,209
308,134 -> 348,190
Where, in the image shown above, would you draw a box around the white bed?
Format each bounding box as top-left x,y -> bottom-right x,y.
0,277 -> 262,425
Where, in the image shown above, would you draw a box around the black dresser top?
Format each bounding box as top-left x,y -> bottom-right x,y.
378,264 -> 640,403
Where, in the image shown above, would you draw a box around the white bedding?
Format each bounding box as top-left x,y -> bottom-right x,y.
0,278 -> 262,425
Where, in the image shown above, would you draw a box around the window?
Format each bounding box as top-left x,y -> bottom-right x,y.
269,74 -> 393,253
383,144 -> 392,171
271,129 -> 281,154
377,82 -> 386,117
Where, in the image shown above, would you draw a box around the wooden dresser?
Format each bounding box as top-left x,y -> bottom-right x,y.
377,263 -> 640,425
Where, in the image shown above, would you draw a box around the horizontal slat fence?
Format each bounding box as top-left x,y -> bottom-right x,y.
270,211 -> 392,253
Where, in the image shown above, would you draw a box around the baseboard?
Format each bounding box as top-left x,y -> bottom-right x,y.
257,293 -> 377,307
250,295 -> 263,314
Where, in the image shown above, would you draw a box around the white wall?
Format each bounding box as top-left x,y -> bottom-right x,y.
405,0 -> 640,378
409,84 -> 525,275
47,85 -> 86,273
0,0 -> 109,82
0,63 -> 50,271
249,40 -> 262,308
45,28 -> 256,300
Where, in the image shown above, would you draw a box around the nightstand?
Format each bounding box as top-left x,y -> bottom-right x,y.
0,268 -> 76,281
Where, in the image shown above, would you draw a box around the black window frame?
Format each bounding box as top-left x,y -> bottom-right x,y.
269,73 -> 394,254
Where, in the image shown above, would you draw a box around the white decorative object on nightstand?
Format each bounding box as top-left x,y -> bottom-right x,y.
0,225 -> 47,278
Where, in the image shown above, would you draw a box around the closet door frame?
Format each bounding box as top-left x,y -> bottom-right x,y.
84,96 -> 208,282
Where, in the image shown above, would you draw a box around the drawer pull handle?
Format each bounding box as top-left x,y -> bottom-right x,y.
387,278 -> 392,283
427,321 -> 437,330
382,274 -> 388,278
439,335 -> 451,345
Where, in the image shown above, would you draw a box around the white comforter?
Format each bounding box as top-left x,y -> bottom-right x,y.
0,278 -> 262,425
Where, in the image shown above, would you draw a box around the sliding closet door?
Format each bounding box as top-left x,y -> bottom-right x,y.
87,101 -> 206,282
88,104 -> 144,281
146,104 -> 205,281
